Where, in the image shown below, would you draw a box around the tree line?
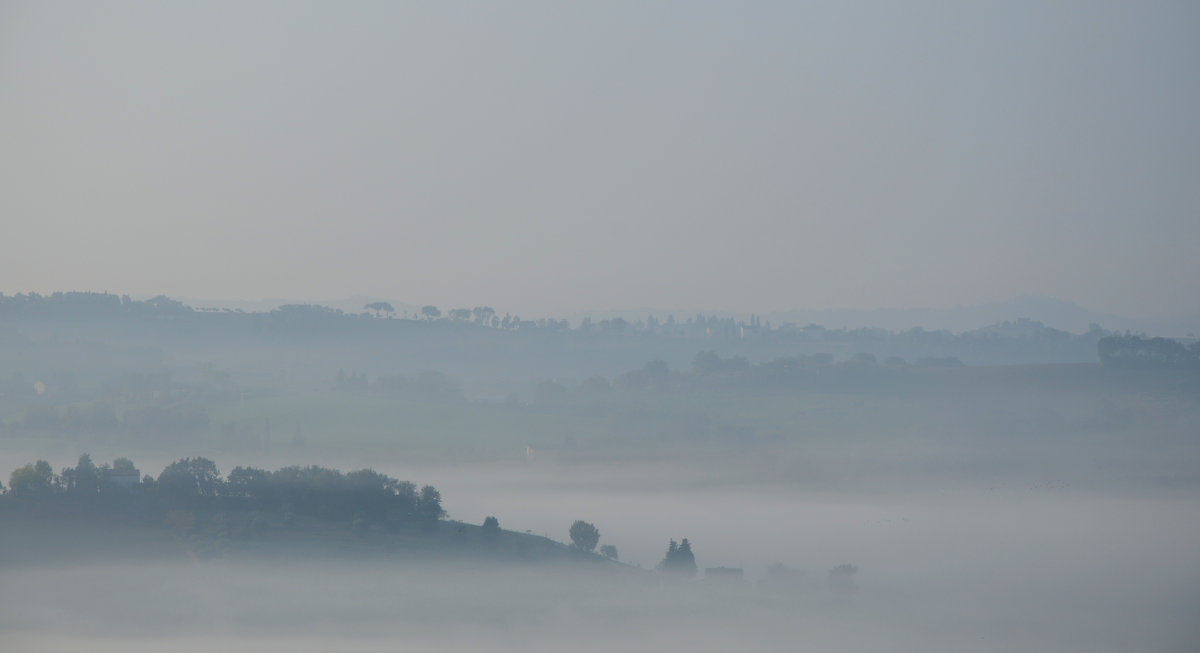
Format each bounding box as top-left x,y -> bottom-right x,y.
1098,334 -> 1200,369
2,454 -> 444,528
0,291 -> 1113,355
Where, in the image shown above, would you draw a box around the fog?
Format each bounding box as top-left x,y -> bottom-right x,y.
3,298 -> 1199,649
4,1 -> 1200,650
4,471 -> 1198,652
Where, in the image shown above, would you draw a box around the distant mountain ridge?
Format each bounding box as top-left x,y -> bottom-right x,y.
45,292 -> 1200,338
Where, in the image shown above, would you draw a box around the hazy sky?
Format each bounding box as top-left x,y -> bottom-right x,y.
2,1 -> 1197,317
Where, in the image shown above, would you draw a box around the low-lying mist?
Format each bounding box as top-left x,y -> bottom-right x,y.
4,456 -> 1198,652
3,296 -> 1199,651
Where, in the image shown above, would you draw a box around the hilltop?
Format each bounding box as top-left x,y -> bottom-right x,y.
0,456 -> 635,572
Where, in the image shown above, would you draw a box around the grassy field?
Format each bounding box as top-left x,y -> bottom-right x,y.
0,504 -> 629,571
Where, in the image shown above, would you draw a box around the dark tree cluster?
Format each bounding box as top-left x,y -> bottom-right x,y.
3,455 -> 444,529
0,291 -> 184,318
0,292 -> 1111,365
1098,335 -> 1200,369
569,519 -> 600,552
659,538 -> 697,578
8,454 -> 139,500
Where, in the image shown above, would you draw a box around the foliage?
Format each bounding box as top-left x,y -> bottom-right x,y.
419,485 -> 445,526
1098,335 -> 1200,369
659,538 -> 696,578
599,544 -> 618,560
364,302 -> 394,317
8,461 -> 56,498
112,457 -> 138,475
569,520 -> 600,552
223,465 -> 271,499
158,457 -> 222,501
2,456 -> 444,533
62,453 -> 101,496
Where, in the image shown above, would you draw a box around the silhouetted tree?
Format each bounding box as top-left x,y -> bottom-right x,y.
364,302 -> 395,318
659,537 -> 697,577
569,520 -> 600,552
8,460 -> 56,498
112,457 -> 138,476
66,453 -> 100,497
4,457 -> 443,535
472,306 -> 495,326
346,468 -> 404,519
157,457 -> 221,502
224,466 -> 271,503
418,485 -> 444,527
482,515 -> 500,542
1098,334 -> 1200,369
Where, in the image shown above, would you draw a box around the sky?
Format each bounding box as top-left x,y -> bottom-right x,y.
2,1 -> 1198,318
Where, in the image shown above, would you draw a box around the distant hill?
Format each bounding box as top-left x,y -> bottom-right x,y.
0,508 -> 633,570
177,294 -> 425,318
573,296 -> 1200,337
